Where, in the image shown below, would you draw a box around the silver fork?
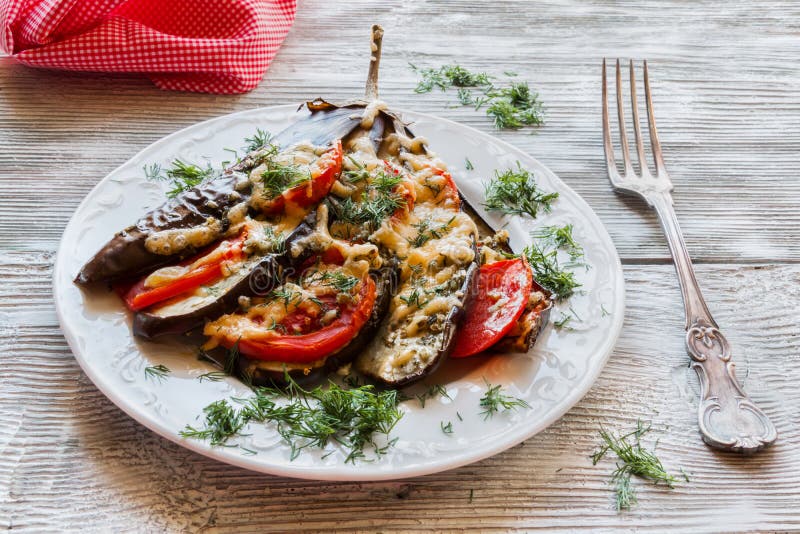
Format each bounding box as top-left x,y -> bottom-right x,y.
602,59 -> 777,454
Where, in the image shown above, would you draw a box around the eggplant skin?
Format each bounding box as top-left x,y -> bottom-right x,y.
240,262 -> 399,387
75,173 -> 246,285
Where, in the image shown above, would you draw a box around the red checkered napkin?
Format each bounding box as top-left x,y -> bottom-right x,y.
1,0 -> 297,93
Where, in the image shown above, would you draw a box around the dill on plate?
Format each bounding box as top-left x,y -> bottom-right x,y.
483,163 -> 559,219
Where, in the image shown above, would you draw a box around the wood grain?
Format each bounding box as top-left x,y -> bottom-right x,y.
2,0 -> 800,531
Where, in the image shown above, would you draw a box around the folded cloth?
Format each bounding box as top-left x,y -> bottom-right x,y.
0,0 -> 297,93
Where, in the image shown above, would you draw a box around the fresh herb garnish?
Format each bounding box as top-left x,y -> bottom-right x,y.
244,128 -> 273,153
465,158 -> 474,171
144,159 -> 216,198
181,374 -> 403,463
410,64 -> 544,129
483,163 -> 558,218
479,380 -> 530,419
486,82 -> 544,129
306,270 -> 359,293
415,384 -> 452,407
223,341 -> 241,376
198,371 -> 228,383
523,224 -> 585,299
591,420 -> 678,511
328,192 -> 405,232
261,163 -> 310,200
441,421 -> 454,435
410,63 -> 493,93
180,400 -> 246,446
144,364 -> 170,382
408,218 -> 452,247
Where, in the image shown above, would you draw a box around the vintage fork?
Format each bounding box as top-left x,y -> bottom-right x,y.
601,59 -> 777,453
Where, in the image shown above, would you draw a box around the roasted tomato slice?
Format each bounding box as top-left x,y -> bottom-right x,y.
262,140 -> 343,215
119,230 -> 248,311
451,257 -> 533,358
207,270 -> 376,364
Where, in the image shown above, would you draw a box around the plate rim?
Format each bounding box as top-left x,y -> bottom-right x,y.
53,103 -> 625,481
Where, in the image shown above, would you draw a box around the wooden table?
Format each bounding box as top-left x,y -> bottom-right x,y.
2,1 -> 799,531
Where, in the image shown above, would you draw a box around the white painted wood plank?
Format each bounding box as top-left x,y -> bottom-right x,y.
2,0 -> 800,531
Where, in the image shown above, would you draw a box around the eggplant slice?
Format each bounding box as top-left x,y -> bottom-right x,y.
240,261 -> 398,386
75,103 -> 373,286
132,212 -> 318,339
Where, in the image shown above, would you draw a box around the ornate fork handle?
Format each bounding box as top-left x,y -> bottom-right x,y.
650,192 -> 777,453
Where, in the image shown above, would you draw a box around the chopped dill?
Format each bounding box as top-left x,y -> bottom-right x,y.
144,159 -> 216,198
223,341 -> 241,376
198,371 -> 228,383
408,218 -> 452,247
399,288 -> 429,309
456,411 -> 463,421
533,224 -> 584,262
262,226 -> 286,254
328,191 -> 405,233
261,164 -> 310,199
483,163 -> 559,219
465,158 -> 474,171
144,364 -> 170,382
180,400 -> 246,446
523,239 -> 581,300
601,303 -> 611,317
553,313 -> 574,330
591,420 -> 678,511
441,421 -> 454,435
243,128 -> 273,153
306,270 -> 359,293
181,373 -> 403,463
479,380 -> 530,419
410,63 -> 493,93
415,384 -> 452,407
486,82 -> 544,129
269,287 -> 302,309
409,64 -> 544,129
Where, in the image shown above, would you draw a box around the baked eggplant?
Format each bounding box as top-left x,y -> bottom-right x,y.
75,103 -> 372,287
131,212 -> 318,339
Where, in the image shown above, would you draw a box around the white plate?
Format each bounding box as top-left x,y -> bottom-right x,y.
54,105 -> 624,481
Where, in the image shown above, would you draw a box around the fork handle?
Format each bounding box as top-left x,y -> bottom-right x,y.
650,192 -> 777,453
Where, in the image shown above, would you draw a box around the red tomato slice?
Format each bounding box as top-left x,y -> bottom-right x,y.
262,140 -> 343,215
429,167 -> 460,208
120,230 -> 247,311
221,275 -> 377,364
451,258 -> 533,358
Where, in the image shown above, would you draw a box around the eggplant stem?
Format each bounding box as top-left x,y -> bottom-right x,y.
365,24 -> 384,100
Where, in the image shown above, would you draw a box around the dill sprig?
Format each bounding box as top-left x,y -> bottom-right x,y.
483,163 -> 559,219
486,82 -> 544,129
408,218 -> 453,247
523,239 -> 580,299
261,163 -> 311,199
144,159 -> 216,198
244,128 -> 273,153
479,380 -> 530,419
180,400 -> 247,446
591,420 -> 678,511
533,224 -> 585,262
409,64 -> 544,130
328,192 -> 405,232
198,371 -> 228,383
523,223 -> 586,299
410,63 -> 493,93
181,374 -> 403,463
306,270 -> 359,293
144,364 -> 170,382
441,421 -> 454,435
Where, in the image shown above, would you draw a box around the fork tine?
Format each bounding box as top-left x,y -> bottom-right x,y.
643,60 -> 666,175
601,59 -> 618,178
628,60 -> 649,175
615,59 -> 634,175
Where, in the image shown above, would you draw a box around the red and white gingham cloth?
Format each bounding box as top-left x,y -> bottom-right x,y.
0,0 -> 297,93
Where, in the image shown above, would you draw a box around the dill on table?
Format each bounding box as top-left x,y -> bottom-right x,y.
410,63 -> 544,129
144,159 -> 216,198
591,420 -> 678,511
180,373 -> 403,463
479,379 -> 530,419
483,162 -> 559,219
